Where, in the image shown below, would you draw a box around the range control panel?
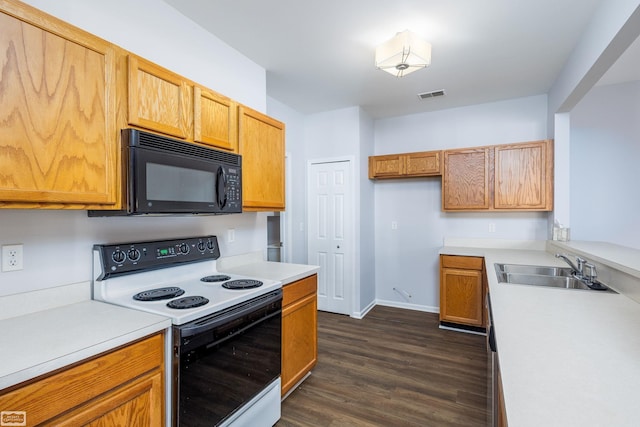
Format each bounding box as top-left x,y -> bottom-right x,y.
95,235 -> 220,279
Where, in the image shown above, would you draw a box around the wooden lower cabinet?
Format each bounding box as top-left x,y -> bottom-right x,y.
439,255 -> 485,328
281,274 -> 318,396
0,333 -> 164,426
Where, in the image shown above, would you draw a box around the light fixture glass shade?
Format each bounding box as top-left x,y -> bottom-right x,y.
375,30 -> 431,77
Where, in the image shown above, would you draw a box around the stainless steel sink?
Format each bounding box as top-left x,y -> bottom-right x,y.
494,263 -> 617,293
496,264 -> 573,277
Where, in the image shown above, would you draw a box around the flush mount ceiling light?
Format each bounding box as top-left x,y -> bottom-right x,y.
375,30 -> 431,77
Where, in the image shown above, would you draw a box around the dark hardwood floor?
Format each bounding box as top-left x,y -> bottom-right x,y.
277,305 -> 488,427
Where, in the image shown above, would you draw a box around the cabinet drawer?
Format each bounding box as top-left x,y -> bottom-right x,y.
0,333 -> 164,426
441,255 -> 483,270
283,274 -> 317,307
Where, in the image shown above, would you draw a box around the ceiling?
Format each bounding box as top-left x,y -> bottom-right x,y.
163,0 -> 639,119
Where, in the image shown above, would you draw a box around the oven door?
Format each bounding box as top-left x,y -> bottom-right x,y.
127,129 -> 242,215
173,290 -> 282,427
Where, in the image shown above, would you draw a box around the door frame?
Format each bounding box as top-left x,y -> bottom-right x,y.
306,156 -> 357,317
281,152 -> 293,263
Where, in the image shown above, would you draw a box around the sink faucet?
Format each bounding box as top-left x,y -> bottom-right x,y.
555,254 -> 586,277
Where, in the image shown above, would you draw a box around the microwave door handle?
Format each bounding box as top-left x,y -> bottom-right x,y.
216,166 -> 227,209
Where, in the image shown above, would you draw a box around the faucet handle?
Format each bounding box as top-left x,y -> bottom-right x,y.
584,263 -> 598,282
576,257 -> 586,274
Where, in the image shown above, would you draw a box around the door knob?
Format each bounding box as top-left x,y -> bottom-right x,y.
337,245 -> 340,249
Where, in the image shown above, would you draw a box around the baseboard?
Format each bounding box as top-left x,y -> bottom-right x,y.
375,299 -> 439,314
351,299 -> 376,319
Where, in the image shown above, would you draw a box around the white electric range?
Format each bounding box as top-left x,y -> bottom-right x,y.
92,235 -> 282,427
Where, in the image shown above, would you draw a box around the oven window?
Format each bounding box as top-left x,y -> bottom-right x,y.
146,163 -> 215,203
176,308 -> 281,426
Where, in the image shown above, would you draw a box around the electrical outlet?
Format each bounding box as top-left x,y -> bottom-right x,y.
2,244 -> 24,272
488,223 -> 496,233
391,221 -> 398,230
227,229 -> 235,243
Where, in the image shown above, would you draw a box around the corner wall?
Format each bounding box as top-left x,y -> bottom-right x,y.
570,81 -> 640,249
373,95 -> 549,311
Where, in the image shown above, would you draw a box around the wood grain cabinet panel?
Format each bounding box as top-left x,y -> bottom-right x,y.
0,1 -> 118,207
194,86 -> 238,152
0,333 -> 164,426
282,274 -> 318,397
494,140 -> 552,210
239,105 -> 285,211
442,140 -> 553,211
368,154 -> 404,178
405,151 -> 441,177
368,151 -> 441,179
128,55 -> 192,139
439,255 -> 485,327
442,148 -> 491,210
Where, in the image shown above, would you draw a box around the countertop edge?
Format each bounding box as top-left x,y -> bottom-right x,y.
0,301 -> 171,391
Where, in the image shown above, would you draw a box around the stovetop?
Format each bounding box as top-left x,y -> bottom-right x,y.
92,236 -> 282,325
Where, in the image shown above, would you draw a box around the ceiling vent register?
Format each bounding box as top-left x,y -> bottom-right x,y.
417,90 -> 446,100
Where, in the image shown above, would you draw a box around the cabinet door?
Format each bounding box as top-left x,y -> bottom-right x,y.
48,370 -> 163,427
282,274 -> 318,396
282,293 -> 317,396
0,2 -> 118,206
368,154 -> 404,179
440,256 -> 484,327
405,151 -> 441,177
239,106 -> 285,211
128,55 -> 192,139
194,86 -> 237,152
442,148 -> 491,210
0,333 -> 164,425
494,140 -> 552,210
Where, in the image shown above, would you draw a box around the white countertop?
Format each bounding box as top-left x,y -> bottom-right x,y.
218,253 -> 319,286
0,299 -> 170,390
441,243 -> 640,427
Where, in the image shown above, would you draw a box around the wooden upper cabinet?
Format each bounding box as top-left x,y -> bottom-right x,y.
405,151 -> 441,177
442,140 -> 553,211
442,148 -> 491,210
194,86 -> 238,152
0,1 -> 118,207
239,106 -> 285,211
369,151 -> 441,179
494,140 -> 553,210
128,55 -> 192,139
369,154 -> 404,178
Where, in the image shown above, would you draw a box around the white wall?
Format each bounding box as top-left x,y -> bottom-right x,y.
266,97 -> 307,264
374,95 -> 549,311
302,106 -> 376,314
358,110 -> 376,311
570,81 -> 640,249
0,1 -> 269,297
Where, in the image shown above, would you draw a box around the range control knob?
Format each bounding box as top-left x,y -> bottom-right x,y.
206,240 -> 215,250
112,250 -> 126,264
179,243 -> 190,254
128,248 -> 141,262
197,241 -> 206,252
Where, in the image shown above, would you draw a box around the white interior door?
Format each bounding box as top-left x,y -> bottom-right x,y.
307,160 -> 353,315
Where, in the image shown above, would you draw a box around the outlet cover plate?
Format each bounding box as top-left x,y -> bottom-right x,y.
2,244 -> 24,272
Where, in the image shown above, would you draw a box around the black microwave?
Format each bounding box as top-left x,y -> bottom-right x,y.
89,129 -> 242,216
